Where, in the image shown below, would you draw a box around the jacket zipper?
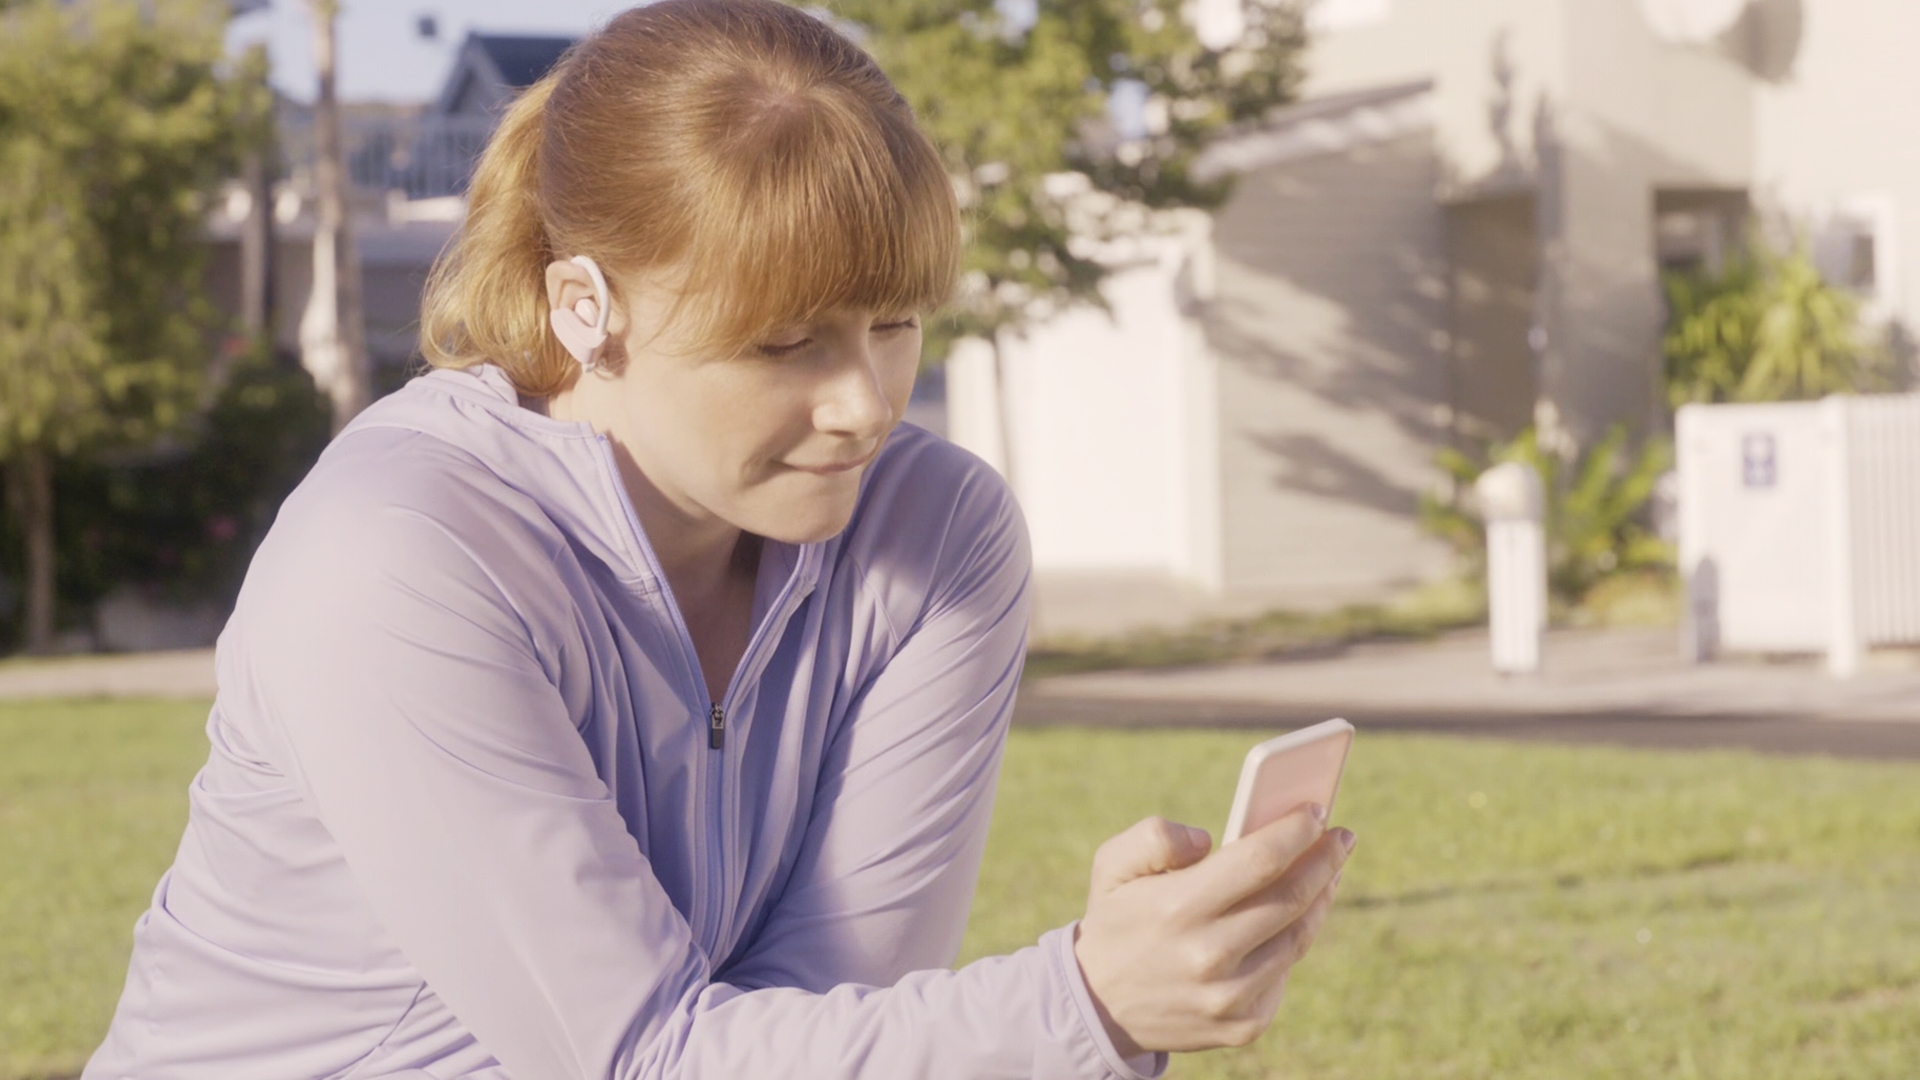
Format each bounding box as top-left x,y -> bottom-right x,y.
590,432 -> 818,953
703,565 -> 813,950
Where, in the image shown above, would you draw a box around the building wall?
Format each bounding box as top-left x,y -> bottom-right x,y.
1303,0 -> 1769,444
1752,0 -> 1920,345
982,250 -> 1216,581
1206,131 -> 1452,602
203,213 -> 458,383
1303,0 -> 1568,195
1446,194 -> 1537,441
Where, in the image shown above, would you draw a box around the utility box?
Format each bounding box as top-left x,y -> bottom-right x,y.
1677,394 -> 1920,676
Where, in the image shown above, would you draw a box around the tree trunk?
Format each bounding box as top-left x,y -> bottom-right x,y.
239,152 -> 274,342
301,0 -> 370,435
4,447 -> 56,654
989,334 -> 1019,494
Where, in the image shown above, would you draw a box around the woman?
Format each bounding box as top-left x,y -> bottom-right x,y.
86,2 -> 1354,1077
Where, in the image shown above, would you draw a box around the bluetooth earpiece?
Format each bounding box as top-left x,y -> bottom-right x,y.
549,254 -> 612,372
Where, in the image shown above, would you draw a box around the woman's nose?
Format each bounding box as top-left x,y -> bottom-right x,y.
813,346 -> 894,441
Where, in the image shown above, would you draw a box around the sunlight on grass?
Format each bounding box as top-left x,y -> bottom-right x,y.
0,699 -> 209,1080
964,728 -> 1920,1080
5,702 -> 1920,1079
1023,578 -> 1487,677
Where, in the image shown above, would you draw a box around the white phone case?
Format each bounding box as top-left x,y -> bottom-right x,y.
1223,718 -> 1354,844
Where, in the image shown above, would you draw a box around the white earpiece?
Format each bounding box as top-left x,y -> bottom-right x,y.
550,254 -> 612,371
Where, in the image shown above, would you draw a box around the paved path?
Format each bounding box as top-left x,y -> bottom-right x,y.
0,648 -> 217,701
6,629 -> 1918,759
1018,626 -> 1920,761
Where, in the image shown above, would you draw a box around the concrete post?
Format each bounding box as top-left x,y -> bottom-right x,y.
1822,396 -> 1861,678
1478,461 -> 1546,674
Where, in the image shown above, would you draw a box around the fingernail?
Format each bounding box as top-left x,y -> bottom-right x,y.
1183,825 -> 1210,850
1309,803 -> 1328,826
1337,828 -> 1357,853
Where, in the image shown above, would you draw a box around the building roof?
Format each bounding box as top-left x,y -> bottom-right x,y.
469,34 -> 577,90
1192,79 -> 1435,182
433,33 -> 578,117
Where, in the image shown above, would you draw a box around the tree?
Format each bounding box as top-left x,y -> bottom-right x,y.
828,0 -> 1308,350
0,0 -> 265,652
298,0 -> 371,435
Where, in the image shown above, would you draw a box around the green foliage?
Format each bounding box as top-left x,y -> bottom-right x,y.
58,354 -> 332,605
829,0 -> 1306,352
1422,425 -> 1674,608
0,0 -> 269,461
0,353 -> 332,651
1662,236 -> 1891,408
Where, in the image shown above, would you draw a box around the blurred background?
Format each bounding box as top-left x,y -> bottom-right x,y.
5,1 -> 1920,1078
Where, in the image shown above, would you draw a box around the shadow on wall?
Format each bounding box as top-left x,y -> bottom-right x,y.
1538,102 -> 1756,442
1242,430 -> 1432,518
1203,132 -> 1450,513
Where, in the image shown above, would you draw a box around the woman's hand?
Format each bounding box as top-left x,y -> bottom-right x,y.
1072,807 -> 1355,1057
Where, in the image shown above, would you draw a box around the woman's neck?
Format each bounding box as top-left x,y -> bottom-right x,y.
533,385 -> 761,701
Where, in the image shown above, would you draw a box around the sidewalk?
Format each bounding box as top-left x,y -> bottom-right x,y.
1019,625 -> 1920,759
1030,625 -> 1920,724
0,648 -> 216,701
8,629 -> 1920,757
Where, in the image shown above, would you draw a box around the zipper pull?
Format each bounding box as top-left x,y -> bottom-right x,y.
708,703 -> 725,750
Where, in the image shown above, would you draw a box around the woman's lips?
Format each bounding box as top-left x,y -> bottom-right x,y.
786,451 -> 873,476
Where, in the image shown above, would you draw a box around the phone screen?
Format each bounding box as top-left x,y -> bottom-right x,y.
1225,719 -> 1353,843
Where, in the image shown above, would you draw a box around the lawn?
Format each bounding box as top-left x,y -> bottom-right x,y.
965,728 -> 1920,1079
0,699 -> 211,1080
5,700 -> 1920,1079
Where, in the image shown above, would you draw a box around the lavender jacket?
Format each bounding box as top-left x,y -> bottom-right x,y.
84,364 -> 1162,1080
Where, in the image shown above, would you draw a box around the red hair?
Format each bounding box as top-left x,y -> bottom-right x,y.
420,0 -> 960,395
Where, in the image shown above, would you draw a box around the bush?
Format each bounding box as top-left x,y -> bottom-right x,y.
1663,235 -> 1891,407
0,351 -> 331,652
1422,425 -> 1673,612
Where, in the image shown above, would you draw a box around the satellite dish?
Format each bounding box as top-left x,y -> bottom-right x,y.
1636,0 -> 1748,44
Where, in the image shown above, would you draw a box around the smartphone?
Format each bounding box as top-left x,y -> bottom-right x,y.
1223,718 -> 1354,845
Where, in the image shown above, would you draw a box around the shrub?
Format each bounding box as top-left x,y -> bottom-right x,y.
1422,425 -> 1673,611
0,351 -> 331,652
1662,236 -> 1891,408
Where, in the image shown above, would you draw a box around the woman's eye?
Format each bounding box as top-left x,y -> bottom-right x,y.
753,337 -> 812,357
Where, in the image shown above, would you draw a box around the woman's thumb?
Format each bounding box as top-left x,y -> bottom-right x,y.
1090,817 -> 1213,894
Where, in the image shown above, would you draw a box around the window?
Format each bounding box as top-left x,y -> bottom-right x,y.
1815,195 -> 1896,318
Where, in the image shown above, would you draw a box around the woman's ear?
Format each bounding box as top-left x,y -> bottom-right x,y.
545,255 -> 612,367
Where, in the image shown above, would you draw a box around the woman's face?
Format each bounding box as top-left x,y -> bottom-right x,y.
545,263 -> 923,546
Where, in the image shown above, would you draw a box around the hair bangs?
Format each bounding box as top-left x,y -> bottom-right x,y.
670,81 -> 960,357
422,0 -> 963,391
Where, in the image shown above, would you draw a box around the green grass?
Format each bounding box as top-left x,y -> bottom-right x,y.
1025,578 -> 1487,677
0,699 -> 209,1080
6,701 -> 1920,1079
963,728 -> 1920,1079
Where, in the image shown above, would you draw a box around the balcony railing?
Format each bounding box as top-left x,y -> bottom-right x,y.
278,107 -> 498,201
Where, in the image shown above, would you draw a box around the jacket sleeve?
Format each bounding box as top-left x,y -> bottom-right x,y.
721,462 -> 1031,993
719,456 -> 1164,1079
234,460 -> 1151,1080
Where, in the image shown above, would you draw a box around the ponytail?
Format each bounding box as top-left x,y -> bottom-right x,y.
418,73 -> 575,396
418,0 -> 959,393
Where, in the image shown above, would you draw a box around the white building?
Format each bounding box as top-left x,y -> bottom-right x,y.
204,34 -> 575,384
953,0 -> 1919,636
